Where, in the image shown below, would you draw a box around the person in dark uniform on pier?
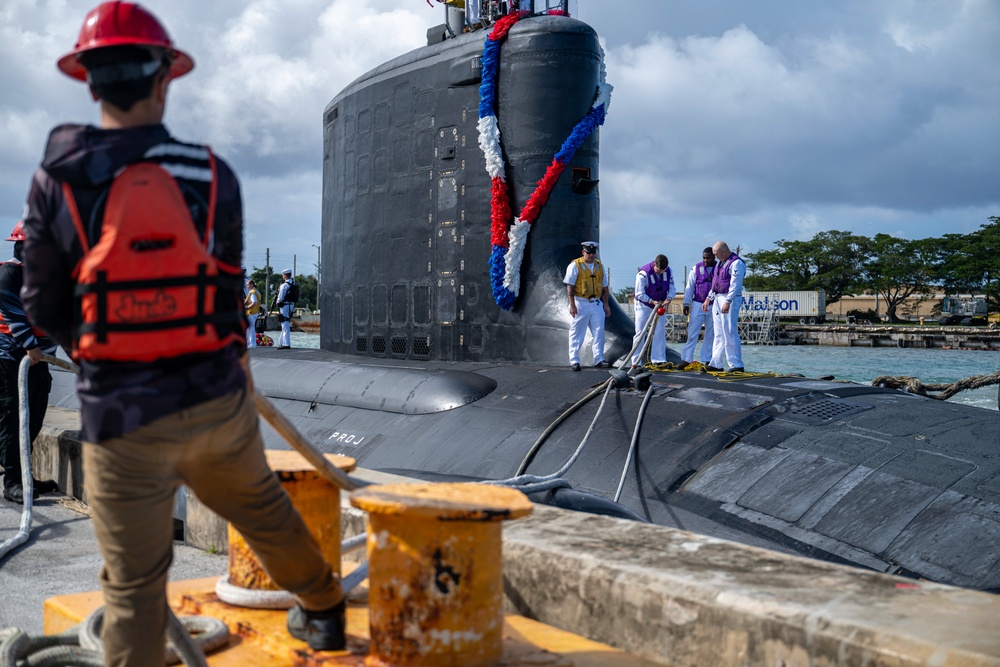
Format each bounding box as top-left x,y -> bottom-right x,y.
276,268 -> 297,349
0,220 -> 59,504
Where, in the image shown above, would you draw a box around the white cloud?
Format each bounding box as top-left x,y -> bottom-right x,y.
0,0 -> 996,277
789,212 -> 823,239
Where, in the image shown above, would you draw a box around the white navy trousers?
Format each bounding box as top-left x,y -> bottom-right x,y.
568,297 -> 606,365
710,296 -> 743,369
631,303 -> 667,365
278,303 -> 293,348
246,314 -> 257,348
681,301 -> 714,363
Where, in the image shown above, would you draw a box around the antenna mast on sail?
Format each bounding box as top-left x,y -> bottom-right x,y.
433,1 -> 570,35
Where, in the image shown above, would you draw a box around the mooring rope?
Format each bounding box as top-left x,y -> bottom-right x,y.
872,370 -> 1000,403
215,532 -> 370,609
0,606 -> 227,667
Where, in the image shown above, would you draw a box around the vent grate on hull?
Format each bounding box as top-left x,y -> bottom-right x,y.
780,399 -> 873,425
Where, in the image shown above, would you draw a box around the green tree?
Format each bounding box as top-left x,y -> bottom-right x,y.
613,286 -> 634,304
744,230 -> 869,301
296,274 -> 318,311
859,234 -> 936,323
810,230 -> 871,302
936,216 -> 1000,312
744,239 -> 815,292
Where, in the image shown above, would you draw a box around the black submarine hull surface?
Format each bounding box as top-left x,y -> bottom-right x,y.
253,350 -> 1000,592
46,347 -> 1000,591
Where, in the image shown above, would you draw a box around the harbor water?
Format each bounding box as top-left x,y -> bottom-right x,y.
740,345 -> 999,412
287,332 -> 998,412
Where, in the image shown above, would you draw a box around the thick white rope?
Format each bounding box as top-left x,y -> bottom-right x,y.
215,532 -> 369,608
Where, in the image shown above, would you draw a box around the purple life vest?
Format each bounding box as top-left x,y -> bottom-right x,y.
638,261 -> 671,306
711,253 -> 742,296
692,262 -> 714,303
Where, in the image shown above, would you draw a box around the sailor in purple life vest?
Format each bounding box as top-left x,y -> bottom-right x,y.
704,241 -> 746,373
681,247 -> 717,366
631,254 -> 675,367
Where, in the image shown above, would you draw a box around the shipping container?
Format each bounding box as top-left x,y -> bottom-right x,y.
743,290 -> 826,323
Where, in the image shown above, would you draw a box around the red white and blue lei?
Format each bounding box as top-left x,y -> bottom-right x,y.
477,12 -> 612,310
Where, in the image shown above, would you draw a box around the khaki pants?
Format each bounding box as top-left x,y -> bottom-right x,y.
83,389 -> 342,667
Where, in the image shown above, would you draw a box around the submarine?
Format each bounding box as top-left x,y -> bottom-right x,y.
48,0 -> 1000,593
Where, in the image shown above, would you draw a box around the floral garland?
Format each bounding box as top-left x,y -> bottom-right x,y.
477,12 -> 612,310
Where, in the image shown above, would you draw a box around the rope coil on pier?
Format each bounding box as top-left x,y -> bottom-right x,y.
0,606 -> 229,667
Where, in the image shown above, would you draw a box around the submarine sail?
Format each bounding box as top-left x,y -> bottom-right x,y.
320,10 -> 636,365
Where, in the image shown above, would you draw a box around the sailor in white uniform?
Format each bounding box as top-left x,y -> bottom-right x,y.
563,241 -> 611,370
680,247 -> 717,365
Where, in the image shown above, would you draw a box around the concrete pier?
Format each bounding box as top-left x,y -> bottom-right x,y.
782,324 -> 1000,350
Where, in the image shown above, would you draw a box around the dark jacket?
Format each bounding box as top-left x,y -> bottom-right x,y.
22,123 -> 246,443
0,248 -> 57,363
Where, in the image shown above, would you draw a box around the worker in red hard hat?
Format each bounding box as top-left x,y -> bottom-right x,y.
0,219 -> 59,505
19,3 -> 346,663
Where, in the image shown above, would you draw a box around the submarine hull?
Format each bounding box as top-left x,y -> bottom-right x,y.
232,352 -> 1000,591
44,345 -> 1000,592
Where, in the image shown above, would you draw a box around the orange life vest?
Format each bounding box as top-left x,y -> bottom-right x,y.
63,153 -> 243,362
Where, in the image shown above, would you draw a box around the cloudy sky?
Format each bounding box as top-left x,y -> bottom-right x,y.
1,0 -> 997,292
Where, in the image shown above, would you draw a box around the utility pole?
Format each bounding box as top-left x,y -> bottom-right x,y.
293,255 -> 297,279
264,248 -> 270,310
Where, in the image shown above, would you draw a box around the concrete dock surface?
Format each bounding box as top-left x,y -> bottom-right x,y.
0,493 -> 227,635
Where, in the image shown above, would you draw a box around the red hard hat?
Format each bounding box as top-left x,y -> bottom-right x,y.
6,221 -> 25,242
57,2 -> 194,82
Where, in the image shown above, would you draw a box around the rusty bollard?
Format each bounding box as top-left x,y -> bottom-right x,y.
228,450 -> 356,592
350,482 -> 532,666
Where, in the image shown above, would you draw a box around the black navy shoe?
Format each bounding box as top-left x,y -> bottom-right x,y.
34,479 -> 59,495
570,363 -> 581,371
3,484 -> 39,505
594,360 -> 610,368
287,602 -> 346,651
729,367 -> 745,373
277,345 -> 291,350
705,365 -> 724,373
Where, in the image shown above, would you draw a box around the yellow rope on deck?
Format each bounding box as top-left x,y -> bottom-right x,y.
641,361 -> 782,381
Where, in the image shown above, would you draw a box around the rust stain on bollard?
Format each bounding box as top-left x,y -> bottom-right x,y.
228,450 -> 356,591
351,482 -> 532,667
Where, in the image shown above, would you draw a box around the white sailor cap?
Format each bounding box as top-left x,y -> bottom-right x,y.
282,268 -> 293,275
581,241 -> 599,253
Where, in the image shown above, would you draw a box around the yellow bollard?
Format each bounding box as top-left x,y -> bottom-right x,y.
227,450 -> 356,590
351,482 -> 532,667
